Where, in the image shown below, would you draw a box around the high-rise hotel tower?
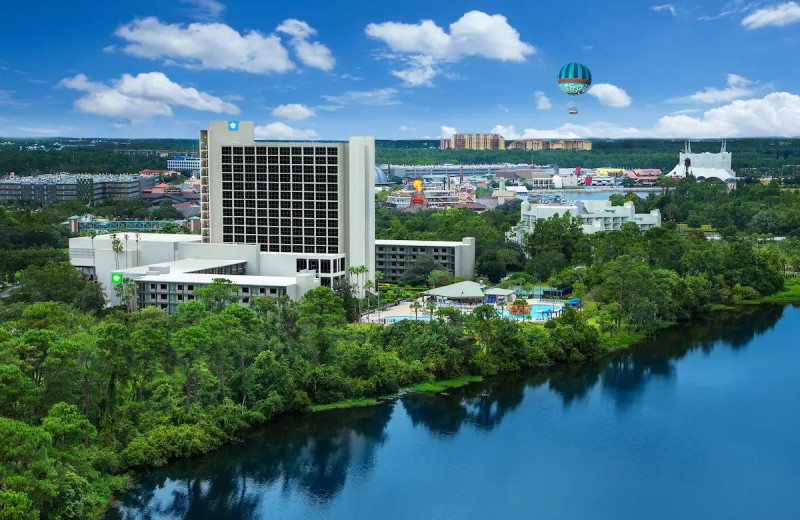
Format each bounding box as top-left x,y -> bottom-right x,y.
69,120 -> 382,309
199,121 -> 375,288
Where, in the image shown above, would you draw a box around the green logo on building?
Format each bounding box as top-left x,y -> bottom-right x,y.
111,272 -> 123,285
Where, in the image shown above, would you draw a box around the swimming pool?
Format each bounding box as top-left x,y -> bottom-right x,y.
382,315 -> 432,322
498,304 -> 564,320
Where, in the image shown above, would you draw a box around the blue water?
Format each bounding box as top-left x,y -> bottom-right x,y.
383,315 -> 432,322
110,305 -> 800,520
540,189 -> 654,201
499,303 -> 564,320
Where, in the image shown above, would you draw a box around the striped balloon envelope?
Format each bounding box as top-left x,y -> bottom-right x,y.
558,62 -> 592,96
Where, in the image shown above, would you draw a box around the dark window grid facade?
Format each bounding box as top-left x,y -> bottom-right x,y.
295,256 -> 346,274
220,146 -> 341,254
135,281 -> 286,313
375,247 -> 457,282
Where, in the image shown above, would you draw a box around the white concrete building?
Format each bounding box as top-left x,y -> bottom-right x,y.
68,120 -> 485,312
667,141 -> 737,183
512,199 -> 661,242
552,173 -> 578,189
69,233 -> 321,309
199,121 -> 375,289
69,120 -> 376,309
375,238 -> 476,283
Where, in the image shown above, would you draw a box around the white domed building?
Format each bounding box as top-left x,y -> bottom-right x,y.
667,141 -> 737,185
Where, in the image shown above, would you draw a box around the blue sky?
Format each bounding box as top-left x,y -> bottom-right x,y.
1,0 -> 799,139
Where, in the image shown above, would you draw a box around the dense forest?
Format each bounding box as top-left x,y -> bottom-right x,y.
1,177 -> 799,518
2,138 -> 800,176
376,179 -> 800,283
375,139 -> 800,175
0,272 -> 607,518
0,198 -> 187,284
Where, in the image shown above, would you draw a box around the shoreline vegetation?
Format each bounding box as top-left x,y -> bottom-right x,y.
3,177 -> 800,519
311,279 -> 800,413
310,375 -> 487,412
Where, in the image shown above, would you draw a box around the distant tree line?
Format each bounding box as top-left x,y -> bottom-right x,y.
374,139 -> 800,175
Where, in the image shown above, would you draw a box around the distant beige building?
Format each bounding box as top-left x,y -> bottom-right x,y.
507,139 -> 592,151
440,133 -> 505,151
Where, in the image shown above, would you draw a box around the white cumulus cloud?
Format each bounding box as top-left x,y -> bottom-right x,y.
653,92 -> 800,137
490,124 -> 522,139
742,2 -> 800,28
587,83 -> 632,107
391,55 -> 437,87
671,74 -> 757,103
490,92 -> 800,139
114,72 -> 239,112
440,125 -> 457,138
254,122 -> 318,140
366,11 -> 535,86
59,72 -> 239,123
114,17 -> 333,74
272,103 -> 314,120
276,19 -> 335,71
534,91 -> 552,110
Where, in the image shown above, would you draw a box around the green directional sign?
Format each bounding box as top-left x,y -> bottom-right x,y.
111,272 -> 123,285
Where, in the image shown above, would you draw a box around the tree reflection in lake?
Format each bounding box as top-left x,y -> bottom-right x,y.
111,403 -> 395,519
596,305 -> 785,412
111,305 -> 790,520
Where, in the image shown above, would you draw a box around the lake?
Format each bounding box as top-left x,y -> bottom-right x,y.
110,304 -> 800,520
537,188 -> 660,201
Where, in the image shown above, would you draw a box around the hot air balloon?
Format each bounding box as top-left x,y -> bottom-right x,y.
558,62 -> 592,114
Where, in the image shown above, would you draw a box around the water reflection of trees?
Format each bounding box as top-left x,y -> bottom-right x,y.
567,305 -> 785,412
402,374 -> 529,436
111,403 -> 395,520
112,305 -> 788,518
404,304 -> 787,431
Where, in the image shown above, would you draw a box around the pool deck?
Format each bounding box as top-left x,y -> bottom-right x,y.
362,297 -> 565,324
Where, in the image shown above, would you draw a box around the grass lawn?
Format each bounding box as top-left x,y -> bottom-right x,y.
601,329 -> 648,350
600,321 -> 676,351
410,375 -> 483,393
310,375 -> 485,411
746,278 -> 800,304
310,398 -> 381,412
676,223 -> 715,232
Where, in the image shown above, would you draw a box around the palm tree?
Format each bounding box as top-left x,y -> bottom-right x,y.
123,233 -> 130,269
410,299 -> 422,320
497,299 -> 507,318
347,265 -> 360,316
88,230 -> 97,276
356,265 -> 368,297
354,264 -> 368,317
425,299 -> 437,320
110,233 -> 122,270
363,279 -> 374,312
114,278 -> 136,311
